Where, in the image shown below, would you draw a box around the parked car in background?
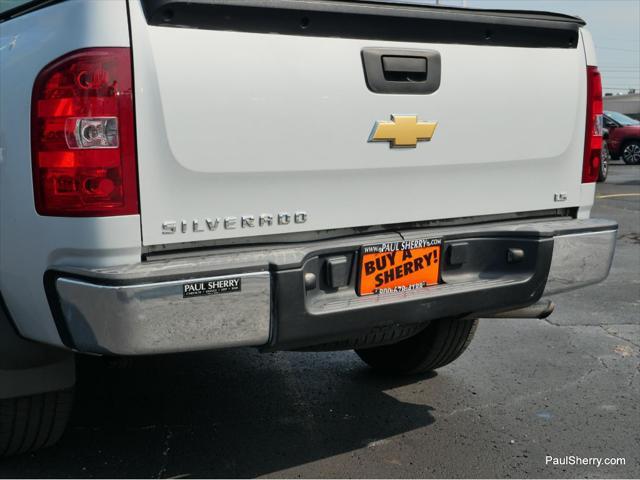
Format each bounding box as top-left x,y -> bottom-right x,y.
603,111 -> 640,164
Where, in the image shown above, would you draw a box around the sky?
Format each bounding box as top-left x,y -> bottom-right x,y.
419,0 -> 640,94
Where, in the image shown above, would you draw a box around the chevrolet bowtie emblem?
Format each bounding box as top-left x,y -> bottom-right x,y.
368,115 -> 437,148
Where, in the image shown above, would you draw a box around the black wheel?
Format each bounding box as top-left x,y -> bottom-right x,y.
622,140 -> 640,165
598,142 -> 610,182
0,389 -> 73,457
355,318 -> 478,375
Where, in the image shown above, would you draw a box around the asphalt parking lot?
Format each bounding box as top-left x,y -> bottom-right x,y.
1,164 -> 638,479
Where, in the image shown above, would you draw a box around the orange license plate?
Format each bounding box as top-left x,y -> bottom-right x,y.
358,238 -> 442,296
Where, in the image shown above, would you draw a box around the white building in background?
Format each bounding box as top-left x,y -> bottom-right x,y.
604,93 -> 640,119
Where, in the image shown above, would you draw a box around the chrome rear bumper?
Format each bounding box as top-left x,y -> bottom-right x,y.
49,218 -> 617,355
544,228 -> 617,295
54,272 -> 270,355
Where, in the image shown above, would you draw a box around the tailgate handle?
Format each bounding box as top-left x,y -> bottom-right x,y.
362,48 -> 441,95
382,56 -> 427,82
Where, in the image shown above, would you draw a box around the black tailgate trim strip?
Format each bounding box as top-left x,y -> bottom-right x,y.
0,0 -> 64,22
141,0 -> 582,48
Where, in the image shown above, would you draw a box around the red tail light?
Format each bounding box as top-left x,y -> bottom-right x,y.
31,48 -> 139,216
582,65 -> 603,183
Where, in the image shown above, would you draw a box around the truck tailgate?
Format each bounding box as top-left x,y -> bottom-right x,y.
128,0 -> 588,247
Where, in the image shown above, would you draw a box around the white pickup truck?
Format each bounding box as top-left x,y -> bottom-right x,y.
0,0 -> 617,456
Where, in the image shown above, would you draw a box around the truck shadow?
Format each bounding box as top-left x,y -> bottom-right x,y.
0,349 -> 437,478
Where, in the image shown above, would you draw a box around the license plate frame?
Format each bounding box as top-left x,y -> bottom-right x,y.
357,238 -> 442,296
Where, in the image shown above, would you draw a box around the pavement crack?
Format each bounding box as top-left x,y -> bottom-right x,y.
157,425 -> 173,479
443,367 -> 602,418
540,317 -> 560,326
628,367 -> 639,387
538,320 -> 640,352
599,325 -> 640,350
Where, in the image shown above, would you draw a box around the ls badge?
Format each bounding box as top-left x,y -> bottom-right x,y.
368,115 -> 437,148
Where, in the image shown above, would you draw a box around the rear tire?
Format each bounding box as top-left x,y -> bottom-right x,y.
0,389 -> 73,457
622,140 -> 640,165
355,318 -> 478,375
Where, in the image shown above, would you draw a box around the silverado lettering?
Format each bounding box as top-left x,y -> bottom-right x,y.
162,212 -> 308,234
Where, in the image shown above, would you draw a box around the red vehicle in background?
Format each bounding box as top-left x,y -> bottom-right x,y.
603,111 -> 640,165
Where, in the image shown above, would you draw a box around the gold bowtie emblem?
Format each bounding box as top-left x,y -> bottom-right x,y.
369,115 -> 437,148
